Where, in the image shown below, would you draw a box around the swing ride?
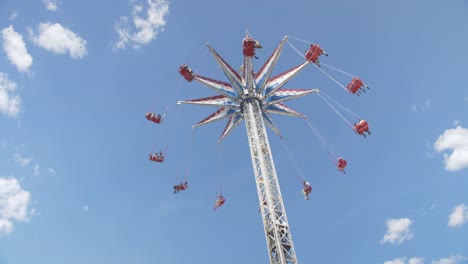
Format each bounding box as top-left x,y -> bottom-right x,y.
173,172 -> 189,194
148,145 -> 168,163
145,31 -> 371,264
214,195 -> 226,210
145,112 -> 162,124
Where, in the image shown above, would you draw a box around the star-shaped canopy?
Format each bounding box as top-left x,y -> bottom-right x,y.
178,33 -> 318,142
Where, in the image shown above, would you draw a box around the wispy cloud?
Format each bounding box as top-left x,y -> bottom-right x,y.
411,98 -> 431,113
432,255 -> 467,264
33,164 -> 40,177
381,218 -> 414,244
448,204 -> 468,228
42,0 -> 58,11
434,126 -> 468,171
29,22 -> 87,59
14,153 -> 31,167
1,25 -> 33,72
0,177 -> 33,236
0,73 -> 21,118
114,0 -> 169,50
82,205 -> 89,212
9,12 -> 18,21
48,168 -> 56,175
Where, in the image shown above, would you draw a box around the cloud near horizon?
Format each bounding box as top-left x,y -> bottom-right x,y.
384,257 -> 424,264
432,255 -> 467,264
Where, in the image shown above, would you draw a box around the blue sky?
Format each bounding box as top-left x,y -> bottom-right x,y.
1,0 -> 468,263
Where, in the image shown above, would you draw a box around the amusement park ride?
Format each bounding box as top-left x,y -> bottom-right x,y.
147,31 -> 370,264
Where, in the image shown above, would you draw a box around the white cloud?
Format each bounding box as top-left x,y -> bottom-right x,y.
14,153 -> 31,167
114,0 -> 169,50
434,126 -> 468,171
432,255 -> 467,264
48,168 -> 56,175
381,218 -> 414,244
9,12 -> 18,21
33,164 -> 40,177
30,22 -> 87,59
410,257 -> 425,264
0,177 -> 32,235
448,204 -> 468,228
42,0 -> 58,11
0,73 -> 21,117
1,25 -> 33,72
384,257 -> 424,264
385,258 -> 406,264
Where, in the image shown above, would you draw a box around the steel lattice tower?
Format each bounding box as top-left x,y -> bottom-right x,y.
178,32 -> 318,264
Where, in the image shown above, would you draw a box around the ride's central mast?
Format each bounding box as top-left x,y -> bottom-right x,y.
243,97 -> 297,263
178,31 -> 318,264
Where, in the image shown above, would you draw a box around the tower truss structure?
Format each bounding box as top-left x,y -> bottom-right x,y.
178,32 -> 318,264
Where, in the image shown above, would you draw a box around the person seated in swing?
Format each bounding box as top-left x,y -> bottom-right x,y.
346,77 -> 369,95
353,119 -> 371,138
145,112 -> 162,124
149,152 -> 164,162
214,195 -> 226,210
149,153 -> 157,161
336,157 -> 347,174
302,181 -> 312,200
173,181 -> 188,194
305,44 -> 328,67
178,64 -> 195,82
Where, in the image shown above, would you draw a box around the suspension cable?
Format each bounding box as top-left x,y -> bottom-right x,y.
321,62 -> 355,78
287,35 -> 312,44
304,117 -> 329,151
320,91 -> 363,120
317,92 -> 353,128
287,40 -> 306,58
315,66 -> 349,92
281,138 -> 306,181
304,117 -> 338,161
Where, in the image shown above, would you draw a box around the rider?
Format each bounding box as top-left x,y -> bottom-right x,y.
337,157 -> 347,174
302,181 -> 312,200
214,195 -> 226,210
